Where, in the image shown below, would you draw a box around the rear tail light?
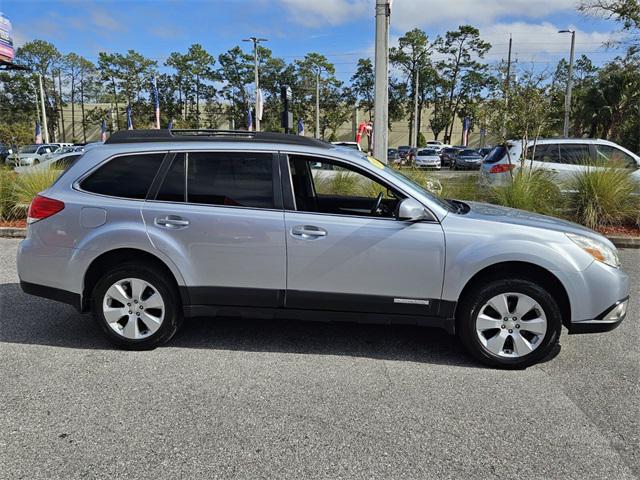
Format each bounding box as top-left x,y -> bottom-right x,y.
27,195 -> 65,224
488,163 -> 516,174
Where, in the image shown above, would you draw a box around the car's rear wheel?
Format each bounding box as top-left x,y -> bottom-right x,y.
91,262 -> 182,350
457,278 -> 562,368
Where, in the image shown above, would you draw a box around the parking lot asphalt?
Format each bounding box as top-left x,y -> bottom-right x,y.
1,237 -> 638,480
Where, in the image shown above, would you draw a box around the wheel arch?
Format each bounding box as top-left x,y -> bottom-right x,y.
81,248 -> 187,312
455,261 -> 571,328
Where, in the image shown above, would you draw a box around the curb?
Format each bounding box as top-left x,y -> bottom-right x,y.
0,227 -> 27,238
2,226 -> 640,249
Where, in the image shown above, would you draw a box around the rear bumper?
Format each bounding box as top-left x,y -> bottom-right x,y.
568,297 -> 629,334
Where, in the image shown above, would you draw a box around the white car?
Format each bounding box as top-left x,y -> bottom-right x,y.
5,144 -> 61,166
14,152 -> 83,174
415,148 -> 441,169
425,141 -> 449,153
480,138 -> 640,187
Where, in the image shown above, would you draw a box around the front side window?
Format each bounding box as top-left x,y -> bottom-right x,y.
81,153 -> 165,199
288,156 -> 402,218
595,145 -> 637,168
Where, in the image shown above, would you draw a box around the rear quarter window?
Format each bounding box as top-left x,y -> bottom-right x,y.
80,153 -> 165,199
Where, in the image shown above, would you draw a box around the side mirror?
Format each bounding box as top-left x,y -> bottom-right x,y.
397,198 -> 430,222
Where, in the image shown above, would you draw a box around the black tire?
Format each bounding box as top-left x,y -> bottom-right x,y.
457,278 -> 562,369
91,262 -> 182,350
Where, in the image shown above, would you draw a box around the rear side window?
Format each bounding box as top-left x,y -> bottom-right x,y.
186,152 -> 274,209
81,153 -> 165,199
559,144 -> 591,165
526,144 -> 561,163
157,154 -> 186,202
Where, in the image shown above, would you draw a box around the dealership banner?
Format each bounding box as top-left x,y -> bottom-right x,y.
0,12 -> 14,63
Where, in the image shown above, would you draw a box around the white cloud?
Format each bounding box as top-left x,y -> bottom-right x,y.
279,0 -> 370,27
391,0 -> 577,31
90,7 -> 122,31
481,22 -> 615,65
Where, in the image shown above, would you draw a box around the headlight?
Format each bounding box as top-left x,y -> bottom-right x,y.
566,233 -> 620,268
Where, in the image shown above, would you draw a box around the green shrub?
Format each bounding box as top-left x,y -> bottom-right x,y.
568,166 -> 639,229
11,168 -> 61,218
490,168 -> 563,216
0,168 -> 17,220
441,175 -> 486,201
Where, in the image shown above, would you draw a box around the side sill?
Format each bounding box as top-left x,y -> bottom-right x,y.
20,281 -> 82,312
183,304 -> 456,334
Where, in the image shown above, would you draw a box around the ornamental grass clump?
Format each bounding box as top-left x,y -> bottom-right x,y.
569,166 -> 639,230
11,167 -> 60,218
0,168 -> 17,220
490,168 -> 563,216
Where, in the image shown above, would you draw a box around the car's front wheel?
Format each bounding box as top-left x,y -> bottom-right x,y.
91,262 -> 182,350
457,278 -> 562,368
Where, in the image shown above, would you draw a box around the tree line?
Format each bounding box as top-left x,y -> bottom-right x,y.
0,0 -> 638,153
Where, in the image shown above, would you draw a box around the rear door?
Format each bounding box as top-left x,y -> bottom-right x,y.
282,154 -> 446,317
141,150 -> 287,309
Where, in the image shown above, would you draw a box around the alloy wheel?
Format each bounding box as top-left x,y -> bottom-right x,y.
102,278 -> 165,340
475,292 -> 547,358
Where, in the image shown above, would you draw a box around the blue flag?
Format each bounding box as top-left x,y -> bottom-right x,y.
247,107 -> 253,131
297,118 -> 304,135
35,120 -> 42,144
100,119 -> 107,142
151,77 -> 160,129
167,118 -> 173,130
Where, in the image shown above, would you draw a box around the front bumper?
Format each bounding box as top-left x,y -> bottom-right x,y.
568,297 -> 629,334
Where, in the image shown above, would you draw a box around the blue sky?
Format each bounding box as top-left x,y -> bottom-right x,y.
1,0 -> 627,81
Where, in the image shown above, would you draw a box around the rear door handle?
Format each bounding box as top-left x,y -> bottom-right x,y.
155,215 -> 190,229
291,225 -> 327,239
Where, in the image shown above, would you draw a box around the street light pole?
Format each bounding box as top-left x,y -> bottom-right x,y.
243,36 -> 268,132
373,0 -> 390,162
315,66 -> 321,139
37,73 -> 50,144
559,29 -> 575,138
411,50 -> 427,151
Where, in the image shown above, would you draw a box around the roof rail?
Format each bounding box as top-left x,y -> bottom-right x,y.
104,129 -> 332,149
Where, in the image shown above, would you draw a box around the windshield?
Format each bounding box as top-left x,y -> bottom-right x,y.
19,145 -> 38,153
461,149 -> 479,156
418,149 -> 437,156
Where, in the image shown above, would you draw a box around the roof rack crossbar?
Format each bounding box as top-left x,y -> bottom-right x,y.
104,129 -> 331,149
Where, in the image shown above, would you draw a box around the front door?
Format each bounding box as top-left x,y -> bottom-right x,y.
282,154 -> 446,317
141,151 -> 286,308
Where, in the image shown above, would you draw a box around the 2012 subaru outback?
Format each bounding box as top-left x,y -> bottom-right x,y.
17,130 -> 630,368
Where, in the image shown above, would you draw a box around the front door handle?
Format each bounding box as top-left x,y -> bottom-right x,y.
291,225 -> 327,239
155,215 -> 190,229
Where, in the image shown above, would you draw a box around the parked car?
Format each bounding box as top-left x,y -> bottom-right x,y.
5,144 -> 60,166
332,141 -> 362,152
17,129 -> 629,368
440,147 -> 463,168
425,141 -> 448,153
14,152 -> 83,174
388,148 -> 401,165
452,149 -> 484,170
397,145 -> 415,162
415,149 -> 441,169
0,143 -> 12,162
480,138 -> 640,187
478,147 -> 493,158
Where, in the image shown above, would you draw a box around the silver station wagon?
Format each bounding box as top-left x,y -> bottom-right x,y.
18,130 -> 630,368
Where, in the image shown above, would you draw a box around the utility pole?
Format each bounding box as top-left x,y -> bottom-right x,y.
315,66 -> 321,139
505,34 -> 512,99
37,73 -> 50,144
373,0 -> 390,162
411,50 -> 427,150
559,29 -> 575,138
243,36 -> 268,132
